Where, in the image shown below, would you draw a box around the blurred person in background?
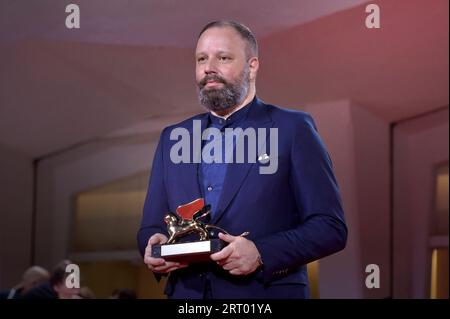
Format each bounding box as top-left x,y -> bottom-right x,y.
0,266 -> 50,299
21,260 -> 80,299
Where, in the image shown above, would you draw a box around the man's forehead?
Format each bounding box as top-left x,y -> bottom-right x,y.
196,26 -> 246,52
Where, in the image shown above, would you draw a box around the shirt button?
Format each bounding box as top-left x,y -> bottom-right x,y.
207,186 -> 213,191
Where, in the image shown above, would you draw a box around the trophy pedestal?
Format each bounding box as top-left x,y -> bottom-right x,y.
152,239 -> 226,263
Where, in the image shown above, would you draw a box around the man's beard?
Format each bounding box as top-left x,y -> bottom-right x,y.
197,67 -> 250,113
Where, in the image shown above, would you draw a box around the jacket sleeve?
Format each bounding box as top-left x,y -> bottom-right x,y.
137,128 -> 170,257
253,114 -> 348,284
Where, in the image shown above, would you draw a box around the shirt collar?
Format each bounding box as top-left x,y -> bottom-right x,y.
208,96 -> 256,128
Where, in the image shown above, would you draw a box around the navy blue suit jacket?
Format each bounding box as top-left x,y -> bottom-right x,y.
137,98 -> 347,299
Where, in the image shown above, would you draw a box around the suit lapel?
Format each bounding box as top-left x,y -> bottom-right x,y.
179,113 -> 209,206
212,98 -> 273,224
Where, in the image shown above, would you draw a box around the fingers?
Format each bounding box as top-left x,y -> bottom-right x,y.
144,233 -> 180,274
148,260 -> 189,274
212,236 -> 260,276
210,244 -> 234,261
218,232 -> 236,243
152,261 -> 182,273
222,260 -> 240,271
216,260 -> 249,275
149,233 -> 168,246
226,263 -> 253,276
144,237 -> 166,267
211,233 -> 246,261
144,233 -> 168,263
229,268 -> 246,275
159,263 -> 189,273
144,254 -> 165,266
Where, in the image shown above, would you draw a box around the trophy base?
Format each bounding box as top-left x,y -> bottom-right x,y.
151,239 -> 226,263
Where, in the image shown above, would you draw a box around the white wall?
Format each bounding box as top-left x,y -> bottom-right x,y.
0,144 -> 33,289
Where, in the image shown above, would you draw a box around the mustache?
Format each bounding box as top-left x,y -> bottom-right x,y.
199,74 -> 227,88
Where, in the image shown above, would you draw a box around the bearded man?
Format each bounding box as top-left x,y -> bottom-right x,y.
137,20 -> 347,299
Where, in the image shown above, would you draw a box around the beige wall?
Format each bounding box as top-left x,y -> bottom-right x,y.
393,108 -> 449,298
305,100 -> 391,298
32,99 -> 394,298
7,103 -> 447,298
32,116 -> 185,298
33,115 -> 189,270
35,135 -> 159,268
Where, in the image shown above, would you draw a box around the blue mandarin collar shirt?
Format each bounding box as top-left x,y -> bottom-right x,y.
199,97 -> 256,218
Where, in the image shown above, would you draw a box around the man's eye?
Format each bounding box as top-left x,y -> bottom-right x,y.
197,57 -> 206,63
219,56 -> 230,61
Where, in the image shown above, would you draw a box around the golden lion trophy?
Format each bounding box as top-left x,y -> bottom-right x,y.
151,198 -> 228,263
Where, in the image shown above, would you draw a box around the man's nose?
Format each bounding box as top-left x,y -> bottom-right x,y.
204,59 -> 218,74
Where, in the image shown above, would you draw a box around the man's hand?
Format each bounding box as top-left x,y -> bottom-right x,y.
144,233 -> 188,273
210,232 -> 262,275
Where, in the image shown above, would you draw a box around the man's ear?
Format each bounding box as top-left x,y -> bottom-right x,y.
248,57 -> 259,81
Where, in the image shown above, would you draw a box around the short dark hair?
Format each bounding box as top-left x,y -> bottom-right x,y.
49,260 -> 72,286
198,20 -> 258,58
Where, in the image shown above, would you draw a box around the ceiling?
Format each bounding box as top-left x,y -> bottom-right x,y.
0,0 -> 448,158
0,0 -> 369,46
